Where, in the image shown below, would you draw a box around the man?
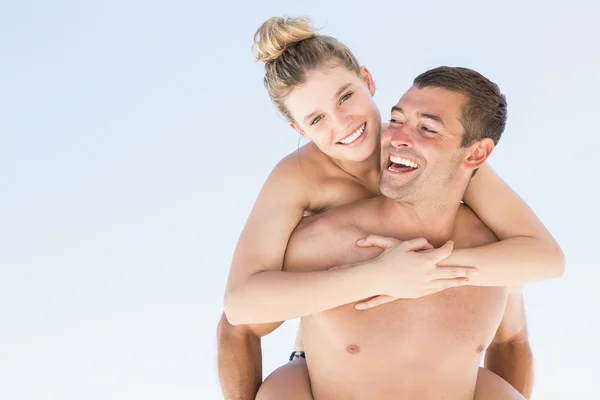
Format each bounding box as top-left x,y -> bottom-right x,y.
218,67 -> 533,399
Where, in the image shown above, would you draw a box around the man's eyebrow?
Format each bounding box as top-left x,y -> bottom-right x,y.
420,113 -> 446,127
390,106 -> 446,127
302,83 -> 354,124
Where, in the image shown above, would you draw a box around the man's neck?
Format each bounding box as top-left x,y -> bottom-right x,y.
380,187 -> 466,247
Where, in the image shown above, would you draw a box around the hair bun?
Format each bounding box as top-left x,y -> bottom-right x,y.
253,16 -> 317,63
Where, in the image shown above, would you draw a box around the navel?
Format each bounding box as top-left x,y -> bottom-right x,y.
346,344 -> 361,355
476,345 -> 485,354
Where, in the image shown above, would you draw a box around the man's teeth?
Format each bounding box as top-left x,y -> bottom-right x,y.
339,124 -> 366,144
389,156 -> 419,169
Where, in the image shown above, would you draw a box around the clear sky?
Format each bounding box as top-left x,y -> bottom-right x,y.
1,1 -> 598,399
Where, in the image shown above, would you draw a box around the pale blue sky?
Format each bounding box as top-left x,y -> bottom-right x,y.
1,1 -> 598,399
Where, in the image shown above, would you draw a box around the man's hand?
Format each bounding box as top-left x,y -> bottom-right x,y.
344,235 -> 477,309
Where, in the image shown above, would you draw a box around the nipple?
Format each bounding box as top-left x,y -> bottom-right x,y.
346,344 -> 361,355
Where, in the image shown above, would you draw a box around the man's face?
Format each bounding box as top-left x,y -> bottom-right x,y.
379,85 -> 471,203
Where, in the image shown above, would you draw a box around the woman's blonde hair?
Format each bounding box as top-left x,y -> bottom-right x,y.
253,16 -> 361,122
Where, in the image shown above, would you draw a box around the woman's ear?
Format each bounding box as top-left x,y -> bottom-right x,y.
360,66 -> 376,96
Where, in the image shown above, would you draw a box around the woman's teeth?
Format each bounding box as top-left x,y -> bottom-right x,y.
339,123 -> 366,145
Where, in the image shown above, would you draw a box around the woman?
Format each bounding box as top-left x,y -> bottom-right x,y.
223,16 -> 564,399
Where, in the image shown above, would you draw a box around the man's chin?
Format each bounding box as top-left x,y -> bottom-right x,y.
379,179 -> 415,202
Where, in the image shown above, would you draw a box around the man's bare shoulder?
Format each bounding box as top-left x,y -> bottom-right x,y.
295,195 -> 382,234
283,197 -> 383,271
455,204 -> 499,248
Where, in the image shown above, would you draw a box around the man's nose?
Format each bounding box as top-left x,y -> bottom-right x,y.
390,125 -> 414,148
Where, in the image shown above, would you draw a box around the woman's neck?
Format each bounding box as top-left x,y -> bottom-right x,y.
331,139 -> 382,195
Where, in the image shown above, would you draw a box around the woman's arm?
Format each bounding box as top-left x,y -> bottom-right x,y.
223,153 -> 379,326
439,163 -> 565,285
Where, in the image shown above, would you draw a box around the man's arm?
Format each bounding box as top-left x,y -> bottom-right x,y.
217,312 -> 282,400
484,287 -> 534,399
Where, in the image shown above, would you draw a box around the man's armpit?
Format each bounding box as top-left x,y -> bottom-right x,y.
494,287 -> 528,344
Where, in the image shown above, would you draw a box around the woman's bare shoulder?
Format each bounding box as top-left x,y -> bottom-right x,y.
274,142 -> 335,181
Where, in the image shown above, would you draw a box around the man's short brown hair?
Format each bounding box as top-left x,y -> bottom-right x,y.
413,66 -> 507,147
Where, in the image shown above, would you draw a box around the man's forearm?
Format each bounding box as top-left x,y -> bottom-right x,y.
484,340 -> 534,399
217,314 -> 263,400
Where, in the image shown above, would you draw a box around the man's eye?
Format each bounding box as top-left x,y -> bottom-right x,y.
422,126 -> 436,133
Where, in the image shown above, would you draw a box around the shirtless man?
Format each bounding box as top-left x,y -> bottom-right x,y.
218,66 -> 533,399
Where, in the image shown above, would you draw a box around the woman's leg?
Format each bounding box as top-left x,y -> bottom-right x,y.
256,321 -> 313,400
255,353 -> 313,400
474,367 -> 526,400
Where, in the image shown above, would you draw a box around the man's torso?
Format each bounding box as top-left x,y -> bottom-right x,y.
282,197 -> 508,400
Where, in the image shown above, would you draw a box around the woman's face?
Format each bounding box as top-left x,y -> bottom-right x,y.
285,64 -> 382,162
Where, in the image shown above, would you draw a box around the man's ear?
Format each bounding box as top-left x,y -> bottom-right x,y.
359,66 -> 376,96
289,122 -> 308,139
464,138 -> 494,170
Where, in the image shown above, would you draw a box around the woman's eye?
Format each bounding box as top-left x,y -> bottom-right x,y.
311,116 -> 322,125
340,93 -> 353,103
